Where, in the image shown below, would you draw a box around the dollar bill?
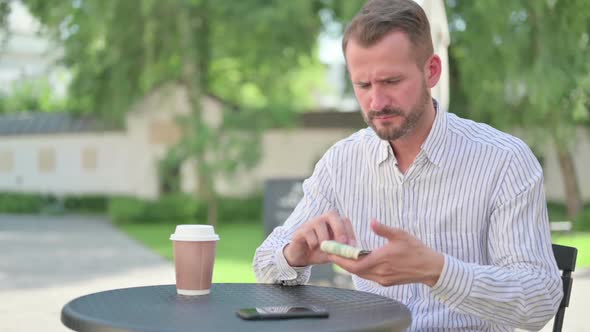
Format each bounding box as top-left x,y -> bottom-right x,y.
320,240 -> 371,260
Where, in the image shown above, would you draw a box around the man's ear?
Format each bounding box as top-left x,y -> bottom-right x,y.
424,54 -> 442,89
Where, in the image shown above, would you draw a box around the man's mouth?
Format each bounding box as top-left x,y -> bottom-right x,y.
369,109 -> 403,121
372,113 -> 403,123
374,114 -> 398,120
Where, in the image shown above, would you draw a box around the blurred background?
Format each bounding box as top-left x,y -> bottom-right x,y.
0,0 -> 588,331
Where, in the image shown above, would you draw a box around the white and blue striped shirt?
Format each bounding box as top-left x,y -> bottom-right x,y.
253,105 -> 562,331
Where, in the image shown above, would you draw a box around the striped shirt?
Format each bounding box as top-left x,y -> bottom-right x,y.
253,103 -> 563,331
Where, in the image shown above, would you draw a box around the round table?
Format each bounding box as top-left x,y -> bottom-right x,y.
62,283 -> 411,332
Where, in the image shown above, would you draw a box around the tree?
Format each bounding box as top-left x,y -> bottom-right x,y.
22,0 -> 331,225
447,1 -> 590,219
0,78 -> 68,113
0,0 -> 9,30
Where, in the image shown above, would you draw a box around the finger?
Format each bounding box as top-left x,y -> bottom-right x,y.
327,254 -> 358,274
342,217 -> 356,246
328,252 -> 375,274
304,229 -> 320,250
314,220 -> 331,244
325,211 -> 348,243
371,219 -> 407,241
290,230 -> 308,246
331,252 -> 393,286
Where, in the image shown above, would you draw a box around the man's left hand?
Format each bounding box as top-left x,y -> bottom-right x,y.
328,219 -> 444,287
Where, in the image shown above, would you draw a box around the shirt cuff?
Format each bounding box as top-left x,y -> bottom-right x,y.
430,254 -> 475,309
274,242 -> 308,285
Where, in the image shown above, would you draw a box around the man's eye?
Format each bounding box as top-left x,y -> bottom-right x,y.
386,79 -> 400,85
356,83 -> 371,89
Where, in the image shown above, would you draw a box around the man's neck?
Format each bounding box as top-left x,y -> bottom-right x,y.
390,103 -> 436,174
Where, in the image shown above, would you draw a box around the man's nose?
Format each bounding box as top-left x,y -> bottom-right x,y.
369,87 -> 390,111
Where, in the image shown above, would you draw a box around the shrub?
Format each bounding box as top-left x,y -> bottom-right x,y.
547,201 -> 590,231
0,190 -> 263,225
145,194 -> 202,223
108,196 -> 147,224
547,201 -> 568,221
217,195 -> 263,223
63,195 -> 108,213
0,193 -> 53,213
108,194 -> 203,224
573,206 -> 590,231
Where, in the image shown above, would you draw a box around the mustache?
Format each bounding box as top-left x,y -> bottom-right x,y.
367,108 -> 404,118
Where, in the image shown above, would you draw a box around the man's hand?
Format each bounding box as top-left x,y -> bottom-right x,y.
283,211 -> 356,267
328,219 -> 444,287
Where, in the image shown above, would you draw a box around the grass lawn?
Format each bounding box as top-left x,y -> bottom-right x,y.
552,232 -> 590,268
118,222 -> 264,283
118,222 -> 589,285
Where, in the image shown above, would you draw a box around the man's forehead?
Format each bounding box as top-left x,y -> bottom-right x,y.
346,33 -> 414,63
345,31 -> 413,56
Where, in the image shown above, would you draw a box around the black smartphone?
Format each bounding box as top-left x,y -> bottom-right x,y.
236,305 -> 329,320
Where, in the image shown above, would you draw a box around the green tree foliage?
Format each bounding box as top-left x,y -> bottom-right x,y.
22,0 -> 327,122
0,79 -> 68,113
447,0 -> 590,218
0,0 -> 9,29
20,0 -> 337,225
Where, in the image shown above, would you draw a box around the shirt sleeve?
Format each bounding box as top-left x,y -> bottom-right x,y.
253,152 -> 337,285
430,149 -> 563,331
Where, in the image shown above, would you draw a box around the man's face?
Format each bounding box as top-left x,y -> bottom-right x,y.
345,31 -> 431,141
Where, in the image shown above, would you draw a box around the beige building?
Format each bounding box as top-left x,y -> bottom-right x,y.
0,84 -> 222,199
0,82 -> 589,202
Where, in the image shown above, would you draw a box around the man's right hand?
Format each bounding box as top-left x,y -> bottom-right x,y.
283,211 -> 356,267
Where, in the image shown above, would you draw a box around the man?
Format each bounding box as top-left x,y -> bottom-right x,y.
253,0 -> 563,330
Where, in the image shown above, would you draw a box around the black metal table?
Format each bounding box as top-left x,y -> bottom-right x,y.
62,283 -> 411,332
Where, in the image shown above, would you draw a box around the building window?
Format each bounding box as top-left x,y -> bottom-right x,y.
0,150 -> 13,173
38,148 -> 56,173
149,119 -> 181,145
82,147 -> 98,171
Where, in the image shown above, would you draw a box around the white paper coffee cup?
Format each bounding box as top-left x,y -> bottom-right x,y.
170,225 -> 219,295
170,225 -> 220,242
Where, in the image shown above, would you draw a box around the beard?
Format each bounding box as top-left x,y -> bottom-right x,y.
362,83 -> 431,141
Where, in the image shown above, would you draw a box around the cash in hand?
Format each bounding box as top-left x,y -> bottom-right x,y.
320,240 -> 371,260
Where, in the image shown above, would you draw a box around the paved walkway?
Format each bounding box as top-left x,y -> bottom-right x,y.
0,214 -> 173,332
0,214 -> 588,331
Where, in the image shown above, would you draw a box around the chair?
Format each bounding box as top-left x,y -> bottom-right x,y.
551,244 -> 578,332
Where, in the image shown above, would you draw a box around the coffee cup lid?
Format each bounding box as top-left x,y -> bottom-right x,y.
170,225 -> 220,241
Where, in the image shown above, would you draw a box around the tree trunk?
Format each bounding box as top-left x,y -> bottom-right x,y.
178,3 -> 218,226
195,0 -> 217,227
554,140 -> 582,219
195,168 -> 217,227
531,3 -> 582,221
197,0 -> 210,90
207,192 -> 218,227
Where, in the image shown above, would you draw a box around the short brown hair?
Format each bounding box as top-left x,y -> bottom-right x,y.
342,0 -> 434,65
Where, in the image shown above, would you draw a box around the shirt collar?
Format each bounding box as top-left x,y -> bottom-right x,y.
420,99 -> 447,166
372,98 -> 448,166
376,136 -> 392,165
